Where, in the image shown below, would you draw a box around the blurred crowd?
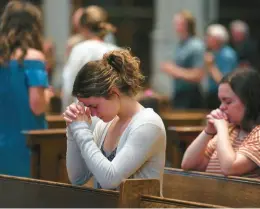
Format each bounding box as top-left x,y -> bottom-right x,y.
42,7 -> 260,112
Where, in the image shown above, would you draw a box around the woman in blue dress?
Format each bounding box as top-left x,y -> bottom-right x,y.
0,1 -> 48,177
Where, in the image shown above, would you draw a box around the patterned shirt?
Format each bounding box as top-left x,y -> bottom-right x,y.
205,125 -> 260,178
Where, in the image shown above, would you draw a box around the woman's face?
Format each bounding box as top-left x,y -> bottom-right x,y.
78,94 -> 120,122
173,15 -> 187,38
218,83 -> 245,125
206,34 -> 218,50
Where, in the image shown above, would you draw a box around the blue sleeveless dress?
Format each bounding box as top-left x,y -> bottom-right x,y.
0,60 -> 48,177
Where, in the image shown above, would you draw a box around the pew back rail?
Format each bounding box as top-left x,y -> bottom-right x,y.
164,168 -> 260,207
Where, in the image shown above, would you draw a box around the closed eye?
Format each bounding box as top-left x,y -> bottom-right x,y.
220,97 -> 232,105
86,105 -> 97,108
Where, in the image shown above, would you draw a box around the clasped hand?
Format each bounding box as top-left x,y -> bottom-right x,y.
62,102 -> 92,125
204,52 -> 215,67
205,108 -> 229,134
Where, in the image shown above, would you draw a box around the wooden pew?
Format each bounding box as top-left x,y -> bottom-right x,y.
0,175 -> 223,208
46,110 -> 208,130
163,168 -> 260,208
47,95 -> 62,115
24,129 -> 68,183
160,110 -> 207,127
139,196 -> 223,208
0,174 -> 119,207
120,179 -> 223,208
46,115 -> 65,129
24,126 -> 203,181
166,126 -> 203,168
160,109 -> 207,167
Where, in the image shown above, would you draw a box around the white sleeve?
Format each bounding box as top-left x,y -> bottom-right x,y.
66,127 -> 93,185
68,121 -> 165,189
66,117 -> 101,185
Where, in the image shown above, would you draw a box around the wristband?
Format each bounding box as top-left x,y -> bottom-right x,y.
204,129 -> 216,136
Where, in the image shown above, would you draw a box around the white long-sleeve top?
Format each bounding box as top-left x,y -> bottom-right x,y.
62,40 -> 119,110
66,108 -> 166,192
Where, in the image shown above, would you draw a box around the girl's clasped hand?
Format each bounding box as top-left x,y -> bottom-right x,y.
205,108 -> 229,135
63,102 -> 92,125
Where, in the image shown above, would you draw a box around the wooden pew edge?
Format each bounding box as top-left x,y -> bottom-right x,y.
141,194 -> 228,208
0,175 -> 227,208
168,125 -> 205,132
164,167 -> 260,184
22,129 -> 66,135
119,178 -> 160,208
0,174 -> 119,196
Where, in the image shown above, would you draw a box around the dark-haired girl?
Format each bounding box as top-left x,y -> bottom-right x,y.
182,68 -> 260,178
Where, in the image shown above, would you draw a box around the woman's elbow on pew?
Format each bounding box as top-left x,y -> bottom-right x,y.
181,161 -> 192,171
181,157 -> 209,171
97,178 -> 121,190
69,178 -> 87,186
68,174 -> 88,186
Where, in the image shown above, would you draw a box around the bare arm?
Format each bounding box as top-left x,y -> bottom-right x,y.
181,131 -> 211,171
205,51 -> 237,84
29,87 -> 47,115
179,44 -> 205,83
162,44 -> 205,83
174,66 -> 204,83
207,65 -> 223,83
26,49 -> 48,115
215,120 -> 258,176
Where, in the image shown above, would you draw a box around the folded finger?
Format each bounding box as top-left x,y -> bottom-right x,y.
68,104 -> 80,114
63,116 -> 73,123
77,103 -> 85,114
63,110 -> 77,119
210,110 -> 218,118
209,118 -> 215,124
216,109 -> 224,118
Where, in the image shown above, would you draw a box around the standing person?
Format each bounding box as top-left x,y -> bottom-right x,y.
161,10 -> 205,109
230,20 -> 259,70
204,24 -> 237,110
0,1 -> 48,177
66,6 -> 117,58
62,6 -> 119,110
63,49 -> 166,191
182,68 -> 260,178
82,5 -> 117,45
66,7 -> 85,58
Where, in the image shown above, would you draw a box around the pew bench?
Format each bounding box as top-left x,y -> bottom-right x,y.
161,110 -> 207,127
0,175 -> 223,208
24,126 -> 204,182
163,168 -> 260,207
24,129 -> 68,183
46,115 -> 65,129
166,126 -> 204,167
46,110 -> 208,130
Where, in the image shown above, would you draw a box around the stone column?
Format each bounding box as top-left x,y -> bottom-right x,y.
43,0 -> 71,89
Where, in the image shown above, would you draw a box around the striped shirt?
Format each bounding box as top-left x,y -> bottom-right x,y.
205,125 -> 260,178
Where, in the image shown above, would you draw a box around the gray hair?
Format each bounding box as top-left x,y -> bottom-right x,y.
207,24 -> 229,43
230,20 -> 249,35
